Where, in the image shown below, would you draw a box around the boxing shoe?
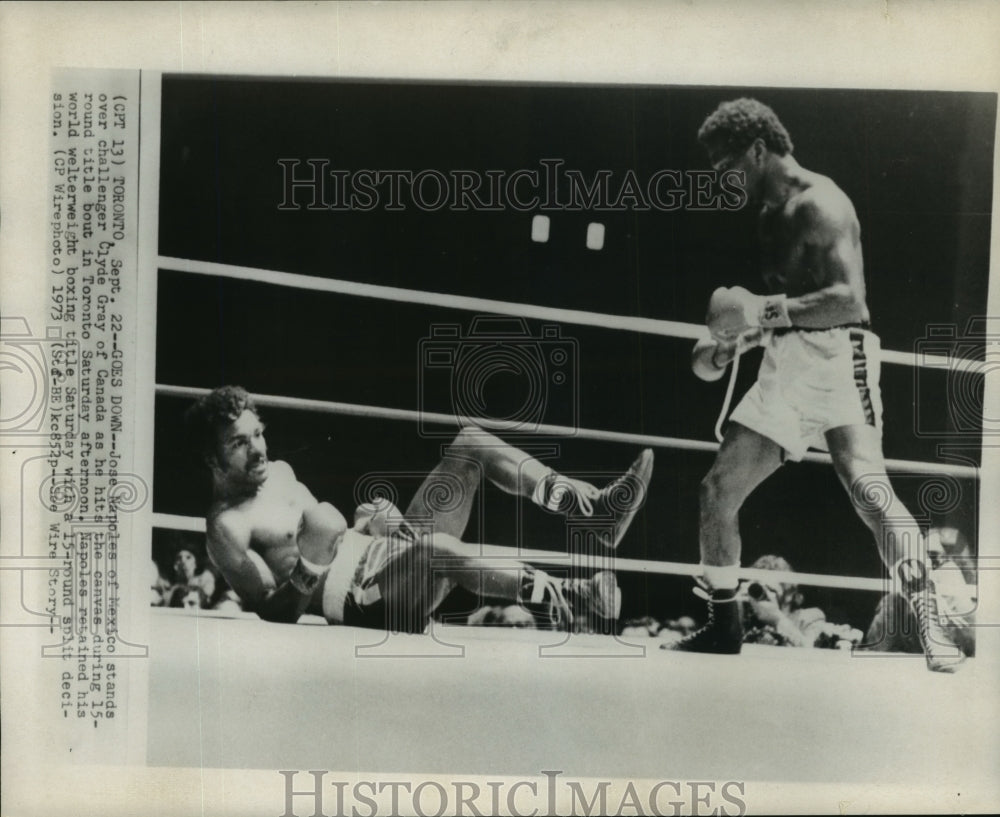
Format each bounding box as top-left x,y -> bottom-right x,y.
528,570 -> 622,632
536,450 -> 654,550
663,587 -> 743,654
565,570 -> 622,631
898,558 -> 966,673
593,449 -> 654,549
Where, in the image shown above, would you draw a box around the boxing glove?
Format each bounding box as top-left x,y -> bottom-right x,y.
706,286 -> 791,341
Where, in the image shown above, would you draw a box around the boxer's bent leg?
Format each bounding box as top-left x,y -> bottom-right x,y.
426,533 -> 528,600
349,533 -> 451,633
371,532 -> 618,632
827,424 -> 965,672
700,422 -> 784,570
405,427 -> 652,552
404,427 -> 558,538
354,532 -> 528,632
825,424 -> 920,568
426,534 -> 620,630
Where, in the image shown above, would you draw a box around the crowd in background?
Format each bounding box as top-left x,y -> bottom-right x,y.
151,529 -> 976,657
150,535 -> 241,613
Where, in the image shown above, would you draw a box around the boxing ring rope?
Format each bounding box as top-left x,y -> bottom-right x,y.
159,255 -> 982,371
154,257 -> 982,597
155,383 -> 979,479
152,384 -> 974,591
151,510 -> 886,592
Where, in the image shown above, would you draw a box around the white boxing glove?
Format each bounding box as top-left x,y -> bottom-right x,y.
691,327 -> 771,382
706,286 -> 792,341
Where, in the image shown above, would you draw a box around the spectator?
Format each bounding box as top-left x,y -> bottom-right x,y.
168,585 -> 209,610
151,560 -> 172,607
171,546 -> 217,605
621,616 -> 698,646
741,555 -> 863,649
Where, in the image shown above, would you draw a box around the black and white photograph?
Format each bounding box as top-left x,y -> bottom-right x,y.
2,3 -> 999,816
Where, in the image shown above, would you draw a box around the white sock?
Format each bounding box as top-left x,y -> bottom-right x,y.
527,569 -> 549,604
702,563 -> 739,591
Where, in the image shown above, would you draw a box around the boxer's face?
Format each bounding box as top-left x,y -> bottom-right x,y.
710,139 -> 765,204
213,409 -> 269,489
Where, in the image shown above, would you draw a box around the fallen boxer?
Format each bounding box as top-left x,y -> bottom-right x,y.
184,385 -> 653,633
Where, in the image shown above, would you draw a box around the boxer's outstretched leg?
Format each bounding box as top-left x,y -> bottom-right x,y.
376,533 -> 620,633
405,426 -> 653,548
827,425 -> 964,672
668,423 -> 782,654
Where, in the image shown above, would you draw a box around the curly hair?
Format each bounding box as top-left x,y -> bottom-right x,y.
697,98 -> 794,156
184,385 -> 258,463
750,553 -> 794,574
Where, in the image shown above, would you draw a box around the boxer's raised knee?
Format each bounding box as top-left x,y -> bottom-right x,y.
454,425 -> 478,444
451,425 -> 490,451
432,428 -> 484,479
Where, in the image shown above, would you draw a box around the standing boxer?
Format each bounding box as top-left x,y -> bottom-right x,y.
674,98 -> 963,671
185,386 -> 653,633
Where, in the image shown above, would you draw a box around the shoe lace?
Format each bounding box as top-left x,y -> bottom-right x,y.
543,465 -> 641,520
910,585 -> 940,646
537,573 -> 574,629
673,598 -> 717,647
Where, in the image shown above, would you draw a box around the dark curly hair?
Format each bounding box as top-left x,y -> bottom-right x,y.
697,98 -> 794,157
184,385 -> 258,464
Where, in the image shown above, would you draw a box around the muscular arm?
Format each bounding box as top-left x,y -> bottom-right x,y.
784,193 -> 868,328
207,511 -> 314,624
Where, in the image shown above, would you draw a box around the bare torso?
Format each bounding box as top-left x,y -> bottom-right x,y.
758,170 -> 870,325
207,460 -> 315,584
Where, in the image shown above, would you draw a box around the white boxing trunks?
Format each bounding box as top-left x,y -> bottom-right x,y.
729,325 -> 883,461
321,527 -> 374,623
321,500 -> 434,631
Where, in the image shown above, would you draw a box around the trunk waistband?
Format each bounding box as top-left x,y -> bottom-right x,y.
773,321 -> 871,336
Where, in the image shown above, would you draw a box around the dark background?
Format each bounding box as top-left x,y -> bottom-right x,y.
154,76 -> 994,628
